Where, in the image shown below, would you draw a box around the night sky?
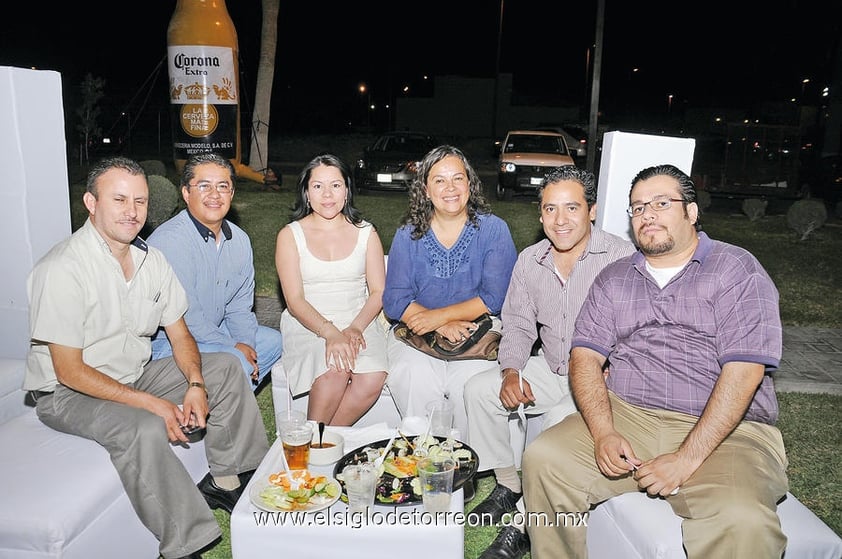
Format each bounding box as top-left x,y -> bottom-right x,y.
1,0 -> 838,134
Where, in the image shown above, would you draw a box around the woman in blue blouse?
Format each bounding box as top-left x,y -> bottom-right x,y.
383,145 -> 517,447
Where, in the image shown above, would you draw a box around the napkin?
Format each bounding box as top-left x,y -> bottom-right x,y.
332,423 -> 395,453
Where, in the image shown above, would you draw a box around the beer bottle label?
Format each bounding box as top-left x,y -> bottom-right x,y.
167,45 -> 238,160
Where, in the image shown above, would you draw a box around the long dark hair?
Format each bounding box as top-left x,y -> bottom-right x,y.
290,153 -> 363,225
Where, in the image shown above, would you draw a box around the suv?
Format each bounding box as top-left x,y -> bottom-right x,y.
354,131 -> 440,192
496,130 -> 575,200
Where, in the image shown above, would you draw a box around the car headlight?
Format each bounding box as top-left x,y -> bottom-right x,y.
356,159 -> 365,170
407,160 -> 420,173
500,162 -> 516,173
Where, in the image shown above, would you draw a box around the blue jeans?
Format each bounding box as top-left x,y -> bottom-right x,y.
151,325 -> 282,390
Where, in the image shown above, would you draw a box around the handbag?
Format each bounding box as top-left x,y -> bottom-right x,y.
393,313 -> 501,361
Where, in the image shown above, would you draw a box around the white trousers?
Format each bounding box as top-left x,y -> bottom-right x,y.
386,330 -> 499,442
464,354 -> 576,471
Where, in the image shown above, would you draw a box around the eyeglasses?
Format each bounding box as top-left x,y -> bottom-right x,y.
626,197 -> 684,217
189,181 -> 233,194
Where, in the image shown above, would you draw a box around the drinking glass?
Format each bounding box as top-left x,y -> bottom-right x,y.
417,457 -> 456,514
342,463 -> 377,515
425,399 -> 454,438
280,422 -> 313,470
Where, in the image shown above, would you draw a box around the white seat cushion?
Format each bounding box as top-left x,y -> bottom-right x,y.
586,491 -> 842,559
0,408 -> 209,559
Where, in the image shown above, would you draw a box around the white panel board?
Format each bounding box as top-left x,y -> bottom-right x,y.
0,66 -> 71,359
595,131 -> 696,242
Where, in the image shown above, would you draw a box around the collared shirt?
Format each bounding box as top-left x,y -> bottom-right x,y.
24,219 -> 188,391
147,209 -> 258,349
572,232 -> 782,424
498,226 -> 635,375
383,213 -> 517,321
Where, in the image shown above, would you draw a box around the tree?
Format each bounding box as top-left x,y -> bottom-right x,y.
247,0 -> 280,179
76,73 -> 105,165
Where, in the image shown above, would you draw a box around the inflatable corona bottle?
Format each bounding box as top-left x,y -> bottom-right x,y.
166,0 -> 264,181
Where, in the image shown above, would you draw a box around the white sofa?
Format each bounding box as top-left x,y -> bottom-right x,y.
0,359 -> 210,559
516,411 -> 841,558
0,66 -> 213,559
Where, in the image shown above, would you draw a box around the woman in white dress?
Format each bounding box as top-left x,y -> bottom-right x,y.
275,154 -> 388,425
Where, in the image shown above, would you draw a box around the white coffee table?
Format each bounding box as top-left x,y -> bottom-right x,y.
230,424 -> 465,559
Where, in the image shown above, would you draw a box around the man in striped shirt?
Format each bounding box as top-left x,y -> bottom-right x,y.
465,166 -> 635,559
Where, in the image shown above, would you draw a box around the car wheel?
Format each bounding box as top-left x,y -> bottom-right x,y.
496,182 -> 512,201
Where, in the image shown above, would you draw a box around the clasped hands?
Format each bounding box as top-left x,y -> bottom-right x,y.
324,325 -> 366,372
596,432 -> 692,498
404,309 -> 477,343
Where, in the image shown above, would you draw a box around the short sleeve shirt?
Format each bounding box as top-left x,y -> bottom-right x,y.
572,232 -> 782,424
24,219 -> 188,391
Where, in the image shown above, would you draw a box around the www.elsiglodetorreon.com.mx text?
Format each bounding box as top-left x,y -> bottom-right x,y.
253,509 -> 589,529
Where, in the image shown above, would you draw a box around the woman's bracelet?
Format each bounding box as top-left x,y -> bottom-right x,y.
501,369 -> 519,380
316,318 -> 334,338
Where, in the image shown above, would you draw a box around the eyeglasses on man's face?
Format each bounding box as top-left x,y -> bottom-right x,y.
627,196 -> 684,218
189,181 -> 233,194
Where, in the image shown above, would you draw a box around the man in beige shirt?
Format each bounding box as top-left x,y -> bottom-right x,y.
24,157 -> 269,559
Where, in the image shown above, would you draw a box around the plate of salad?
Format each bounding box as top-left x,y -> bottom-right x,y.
250,469 -> 342,513
333,434 -> 478,506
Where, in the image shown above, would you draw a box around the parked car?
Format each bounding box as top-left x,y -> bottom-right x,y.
535,124 -> 589,159
354,131 -> 440,192
496,130 -> 575,200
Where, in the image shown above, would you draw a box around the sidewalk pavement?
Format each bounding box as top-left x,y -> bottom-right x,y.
254,296 -> 842,397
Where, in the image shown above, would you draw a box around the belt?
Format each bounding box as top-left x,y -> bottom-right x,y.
28,390 -> 53,402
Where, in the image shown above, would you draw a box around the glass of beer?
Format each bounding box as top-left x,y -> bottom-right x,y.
280,422 -> 313,470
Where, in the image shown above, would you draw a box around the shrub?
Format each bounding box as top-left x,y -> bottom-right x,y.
786,199 -> 828,240
139,159 -> 167,178
741,198 -> 768,221
145,174 -> 180,231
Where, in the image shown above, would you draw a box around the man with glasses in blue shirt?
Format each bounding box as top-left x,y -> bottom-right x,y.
149,153 -> 282,390
522,164 -> 788,558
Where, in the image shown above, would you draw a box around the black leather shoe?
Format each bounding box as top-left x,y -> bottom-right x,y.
197,474 -> 242,513
238,469 -> 257,487
462,475 -> 477,503
479,525 -> 530,559
468,484 -> 521,525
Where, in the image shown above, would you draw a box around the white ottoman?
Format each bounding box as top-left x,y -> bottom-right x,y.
586,491 -> 842,559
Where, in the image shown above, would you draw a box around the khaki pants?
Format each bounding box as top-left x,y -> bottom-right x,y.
522,393 -> 789,559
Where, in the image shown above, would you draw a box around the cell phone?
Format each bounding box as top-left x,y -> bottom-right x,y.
180,424 -> 202,436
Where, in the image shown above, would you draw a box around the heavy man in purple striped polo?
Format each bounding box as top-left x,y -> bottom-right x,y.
523,164 -> 788,558
465,166 -> 635,559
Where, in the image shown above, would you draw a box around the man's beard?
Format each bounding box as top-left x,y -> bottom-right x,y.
637,231 -> 675,256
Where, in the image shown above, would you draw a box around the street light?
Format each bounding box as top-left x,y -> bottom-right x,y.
358,83 -> 371,128
667,94 -> 673,113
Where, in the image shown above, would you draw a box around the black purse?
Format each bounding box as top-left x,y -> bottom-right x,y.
393,314 -> 501,361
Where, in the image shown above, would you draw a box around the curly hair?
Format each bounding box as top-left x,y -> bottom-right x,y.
401,145 -> 491,240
